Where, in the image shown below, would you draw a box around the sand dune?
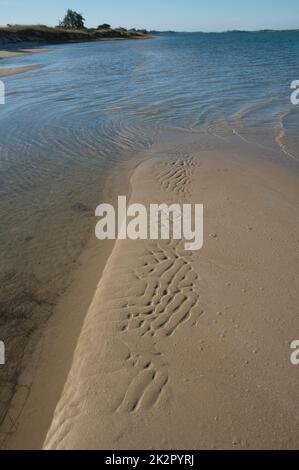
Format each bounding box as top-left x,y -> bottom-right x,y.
43,142 -> 299,450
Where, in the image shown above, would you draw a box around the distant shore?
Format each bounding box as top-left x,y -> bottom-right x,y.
0,25 -> 150,78
0,25 -> 150,47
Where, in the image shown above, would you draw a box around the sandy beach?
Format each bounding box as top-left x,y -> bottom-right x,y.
1,26 -> 299,451
2,132 -> 298,449
39,137 -> 298,450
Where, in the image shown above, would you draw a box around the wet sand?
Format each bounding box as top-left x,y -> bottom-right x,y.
0,46 -> 52,60
0,45 -> 52,77
0,64 -> 42,78
0,159 -> 138,450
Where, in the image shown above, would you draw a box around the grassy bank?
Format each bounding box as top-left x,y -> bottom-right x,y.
0,25 -> 150,46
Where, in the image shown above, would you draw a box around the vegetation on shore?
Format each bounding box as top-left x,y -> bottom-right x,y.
0,9 -> 149,46
0,25 -> 149,46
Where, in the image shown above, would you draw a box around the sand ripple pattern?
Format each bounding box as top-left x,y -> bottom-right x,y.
114,239 -> 203,414
157,155 -> 199,197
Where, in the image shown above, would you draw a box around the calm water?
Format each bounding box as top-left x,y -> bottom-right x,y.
0,32 -> 299,421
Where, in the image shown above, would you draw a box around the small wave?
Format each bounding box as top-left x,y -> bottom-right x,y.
275,128 -> 299,163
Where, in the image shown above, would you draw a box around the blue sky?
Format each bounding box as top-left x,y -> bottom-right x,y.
1,0 -> 299,31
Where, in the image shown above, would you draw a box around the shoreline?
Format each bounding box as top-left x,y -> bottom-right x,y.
0,33 -> 151,77
0,45 -> 53,59
0,36 -> 151,51
0,45 -> 51,77
0,64 -> 43,78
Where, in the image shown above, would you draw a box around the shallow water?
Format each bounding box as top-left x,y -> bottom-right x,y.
0,32 -> 299,430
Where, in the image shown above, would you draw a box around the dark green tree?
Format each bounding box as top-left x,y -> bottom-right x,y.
59,9 -> 85,29
98,24 -> 111,30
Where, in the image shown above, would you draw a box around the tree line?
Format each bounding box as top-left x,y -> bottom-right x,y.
59,9 -> 144,32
